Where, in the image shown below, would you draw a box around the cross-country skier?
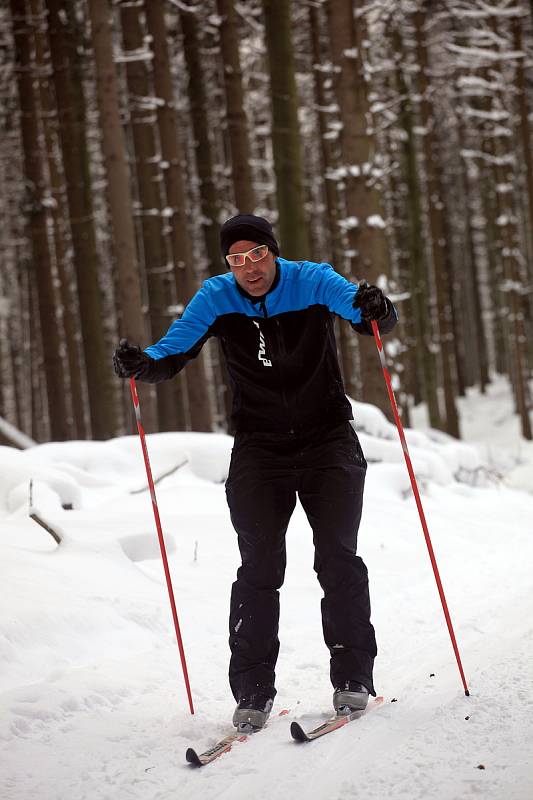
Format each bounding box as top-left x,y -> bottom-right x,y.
113,214 -> 397,731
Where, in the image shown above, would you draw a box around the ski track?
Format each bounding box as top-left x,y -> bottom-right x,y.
4,655 -> 529,800
2,543 -> 532,800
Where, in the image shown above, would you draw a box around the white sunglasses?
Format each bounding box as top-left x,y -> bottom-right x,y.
226,244 -> 269,268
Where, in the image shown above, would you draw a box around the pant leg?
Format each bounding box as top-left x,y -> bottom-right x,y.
296,423 -> 377,695
225,433 -> 297,701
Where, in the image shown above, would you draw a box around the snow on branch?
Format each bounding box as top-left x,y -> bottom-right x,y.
463,107 -> 508,122
129,95 -> 165,111
338,216 -> 360,231
313,62 -> 340,75
446,43 -> 525,64
343,48 -> 358,59
457,75 -> 504,92
114,48 -> 154,65
499,278 -> 528,294
457,1 -> 524,18
367,214 -> 386,229
168,0 -> 203,13
314,103 -> 340,114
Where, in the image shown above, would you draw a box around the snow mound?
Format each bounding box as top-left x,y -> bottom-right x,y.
0,446 -> 82,515
30,432 -> 233,485
3,433 -> 234,518
351,399 -> 484,486
2,405 -> 491,522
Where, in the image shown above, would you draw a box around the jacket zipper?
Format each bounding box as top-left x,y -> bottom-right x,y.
253,297 -> 294,433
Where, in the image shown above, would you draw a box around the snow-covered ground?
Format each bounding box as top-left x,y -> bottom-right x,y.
1,375 -> 532,800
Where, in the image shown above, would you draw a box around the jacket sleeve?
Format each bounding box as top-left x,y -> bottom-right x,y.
313,262 -> 398,336
140,284 -> 217,383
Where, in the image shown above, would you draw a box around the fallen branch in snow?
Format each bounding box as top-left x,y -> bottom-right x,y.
130,459 -> 189,494
0,416 -> 36,449
454,465 -> 503,487
29,480 -> 61,545
29,510 -> 62,545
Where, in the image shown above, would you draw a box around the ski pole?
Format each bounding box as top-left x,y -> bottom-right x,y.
129,377 -> 195,714
371,320 -> 470,696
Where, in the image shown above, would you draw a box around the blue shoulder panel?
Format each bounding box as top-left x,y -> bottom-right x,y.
256,258 -> 364,323
145,259 -> 365,359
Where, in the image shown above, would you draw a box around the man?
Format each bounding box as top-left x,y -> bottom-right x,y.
113,213 -> 397,731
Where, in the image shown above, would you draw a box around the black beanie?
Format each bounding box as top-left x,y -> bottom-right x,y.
220,214 -> 279,257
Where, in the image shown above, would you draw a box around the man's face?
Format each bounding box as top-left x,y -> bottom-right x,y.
227,240 -> 277,297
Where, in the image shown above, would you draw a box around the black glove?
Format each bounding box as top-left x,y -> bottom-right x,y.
113,338 -> 150,379
353,280 -> 388,321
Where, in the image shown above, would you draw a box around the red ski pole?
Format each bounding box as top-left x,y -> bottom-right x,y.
371,321 -> 470,696
129,377 -> 195,714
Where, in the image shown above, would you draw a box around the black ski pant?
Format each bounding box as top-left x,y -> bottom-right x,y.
225,421 -> 377,702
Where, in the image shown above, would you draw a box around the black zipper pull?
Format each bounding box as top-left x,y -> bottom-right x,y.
259,299 -> 268,318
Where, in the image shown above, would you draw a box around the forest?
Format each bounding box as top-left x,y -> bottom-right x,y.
1,0 -> 532,443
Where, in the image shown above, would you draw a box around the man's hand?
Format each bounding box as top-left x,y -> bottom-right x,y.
113,338 -> 150,379
353,280 -> 388,321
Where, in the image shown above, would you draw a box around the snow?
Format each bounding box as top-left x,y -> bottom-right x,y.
338,216 -> 360,231
2,376 -> 533,799
366,214 -> 386,229
114,48 -> 154,65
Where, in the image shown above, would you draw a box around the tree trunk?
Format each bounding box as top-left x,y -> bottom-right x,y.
216,0 -> 256,213
31,0 -> 88,439
88,0 -> 158,434
456,106 -> 490,393
308,2 -> 356,397
0,267 -> 18,430
326,0 -> 392,418
384,139 -> 413,424
480,157 -> 505,375
180,1 -> 230,427
491,129 -> 532,440
393,24 -> 442,429
261,0 -> 310,258
414,4 -> 460,437
145,0 -> 212,432
2,142 -> 36,434
512,14 -> 533,291
489,13 -> 532,439
10,0 -> 70,441
120,1 -> 185,432
30,280 -> 47,440
45,0 -> 116,439
180,2 -> 222,278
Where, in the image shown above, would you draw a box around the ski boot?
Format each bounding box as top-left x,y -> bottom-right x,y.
232,693 -> 274,733
333,681 -> 369,716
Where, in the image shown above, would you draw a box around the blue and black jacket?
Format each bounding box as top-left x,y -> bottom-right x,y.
143,258 -> 397,433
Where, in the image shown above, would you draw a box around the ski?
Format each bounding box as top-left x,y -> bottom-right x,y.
290,695 -> 384,742
186,709 -> 289,767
